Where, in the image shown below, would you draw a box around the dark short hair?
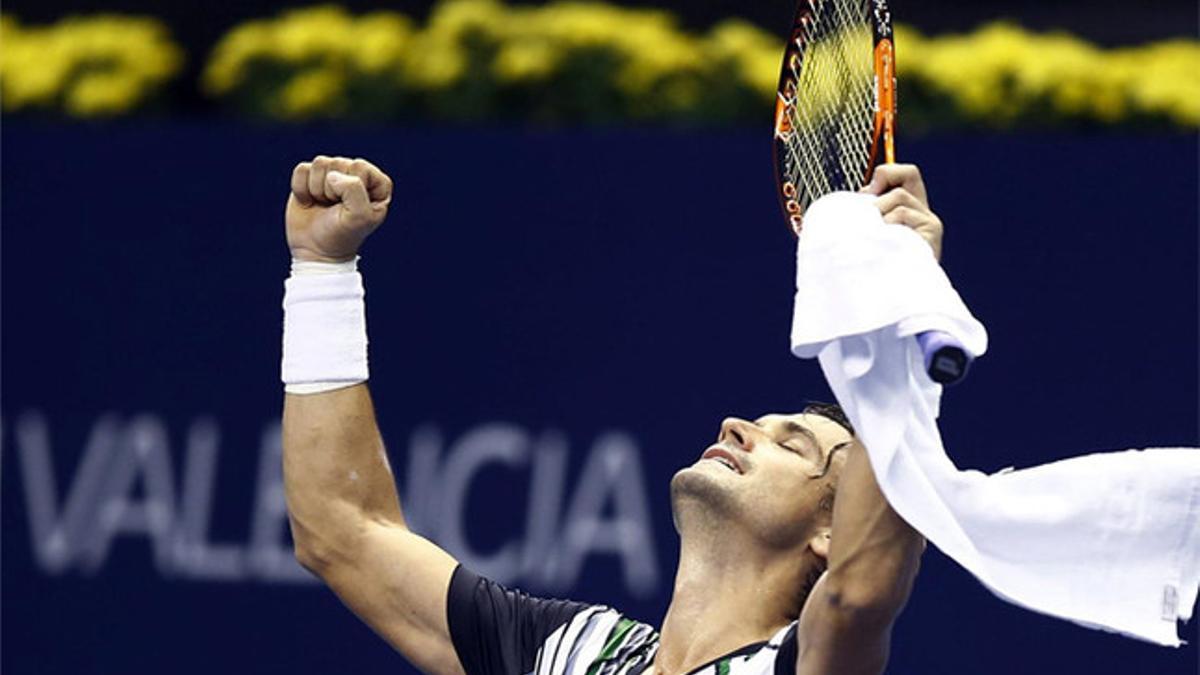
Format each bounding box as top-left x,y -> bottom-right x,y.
801,401 -> 854,435
795,401 -> 852,613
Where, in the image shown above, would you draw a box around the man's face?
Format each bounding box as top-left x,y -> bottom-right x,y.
670,412 -> 855,551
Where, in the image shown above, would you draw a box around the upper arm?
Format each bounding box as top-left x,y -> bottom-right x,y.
318,524 -> 593,675
318,522 -> 464,675
282,386 -> 464,674
793,573 -> 895,675
793,442 -> 924,675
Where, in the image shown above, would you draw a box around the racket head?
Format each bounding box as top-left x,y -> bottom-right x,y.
772,0 -> 896,235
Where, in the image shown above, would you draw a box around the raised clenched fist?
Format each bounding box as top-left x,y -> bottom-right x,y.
286,155 -> 393,263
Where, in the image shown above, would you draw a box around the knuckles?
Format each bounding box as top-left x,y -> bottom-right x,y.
881,206 -> 910,223
294,154 -> 393,204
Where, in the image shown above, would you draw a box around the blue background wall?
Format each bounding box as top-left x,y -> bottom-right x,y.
3,122 -> 1197,673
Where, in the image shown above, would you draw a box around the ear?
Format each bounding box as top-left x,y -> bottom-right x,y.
807,526 -> 832,562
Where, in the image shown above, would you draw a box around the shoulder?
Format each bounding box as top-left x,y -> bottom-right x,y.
531,606 -> 659,675
447,565 -> 657,675
727,622 -> 799,675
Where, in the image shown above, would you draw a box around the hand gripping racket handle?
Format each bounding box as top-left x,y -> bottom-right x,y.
916,330 -> 973,385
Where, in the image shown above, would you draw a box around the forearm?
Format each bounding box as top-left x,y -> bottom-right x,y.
283,384 -> 406,570
824,442 -> 924,616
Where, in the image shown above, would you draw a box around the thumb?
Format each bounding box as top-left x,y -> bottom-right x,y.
326,171 -> 371,219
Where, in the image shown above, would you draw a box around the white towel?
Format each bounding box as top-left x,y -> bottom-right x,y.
790,191 -> 1200,646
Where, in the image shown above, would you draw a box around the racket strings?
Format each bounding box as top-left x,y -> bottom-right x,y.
778,0 -> 876,216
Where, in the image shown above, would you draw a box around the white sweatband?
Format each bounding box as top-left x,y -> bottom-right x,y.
281,256 -> 368,394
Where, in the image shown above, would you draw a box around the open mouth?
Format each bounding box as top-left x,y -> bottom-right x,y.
709,456 -> 739,472
701,447 -> 744,474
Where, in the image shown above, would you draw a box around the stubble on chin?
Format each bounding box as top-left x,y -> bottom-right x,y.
669,465 -> 738,535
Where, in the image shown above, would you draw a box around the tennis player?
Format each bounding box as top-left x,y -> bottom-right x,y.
281,155 -> 942,675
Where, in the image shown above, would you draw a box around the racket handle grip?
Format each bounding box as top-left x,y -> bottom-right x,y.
916,330 -> 973,385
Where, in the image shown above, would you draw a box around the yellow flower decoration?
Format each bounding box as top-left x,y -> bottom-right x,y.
194,2 -> 1200,126
900,22 -> 1200,128
705,19 -> 784,101
1,13 -> 183,116
11,3 -> 1190,126
202,5 -> 414,119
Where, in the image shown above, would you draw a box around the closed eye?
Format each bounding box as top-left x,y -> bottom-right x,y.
782,443 -> 805,454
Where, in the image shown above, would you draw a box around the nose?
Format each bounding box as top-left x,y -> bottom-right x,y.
718,417 -> 758,451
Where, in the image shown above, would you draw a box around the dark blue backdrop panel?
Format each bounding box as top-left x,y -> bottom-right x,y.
2,122 -> 1197,674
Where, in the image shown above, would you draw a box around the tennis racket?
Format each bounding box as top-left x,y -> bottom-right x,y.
772,0 -> 972,385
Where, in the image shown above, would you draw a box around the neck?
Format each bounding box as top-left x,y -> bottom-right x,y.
653,530 -> 808,675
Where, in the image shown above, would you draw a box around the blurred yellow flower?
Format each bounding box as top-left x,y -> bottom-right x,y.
279,67 -> 346,118
403,33 -> 467,89
900,22 -> 1200,128
10,3 -> 1195,126
66,71 -> 143,116
705,19 -> 783,100
1,13 -> 183,116
202,5 -> 416,118
352,13 -> 415,74
1119,41 -> 1200,125
203,21 -> 271,93
194,2 -> 1200,126
493,40 -> 562,83
425,0 -> 508,40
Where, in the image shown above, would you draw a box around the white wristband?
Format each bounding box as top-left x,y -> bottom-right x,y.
281,256 -> 369,394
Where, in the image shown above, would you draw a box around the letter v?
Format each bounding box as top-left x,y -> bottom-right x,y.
15,411 -> 122,574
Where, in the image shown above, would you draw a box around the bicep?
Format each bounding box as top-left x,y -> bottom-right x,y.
321,522 -> 464,675
794,573 -> 893,675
